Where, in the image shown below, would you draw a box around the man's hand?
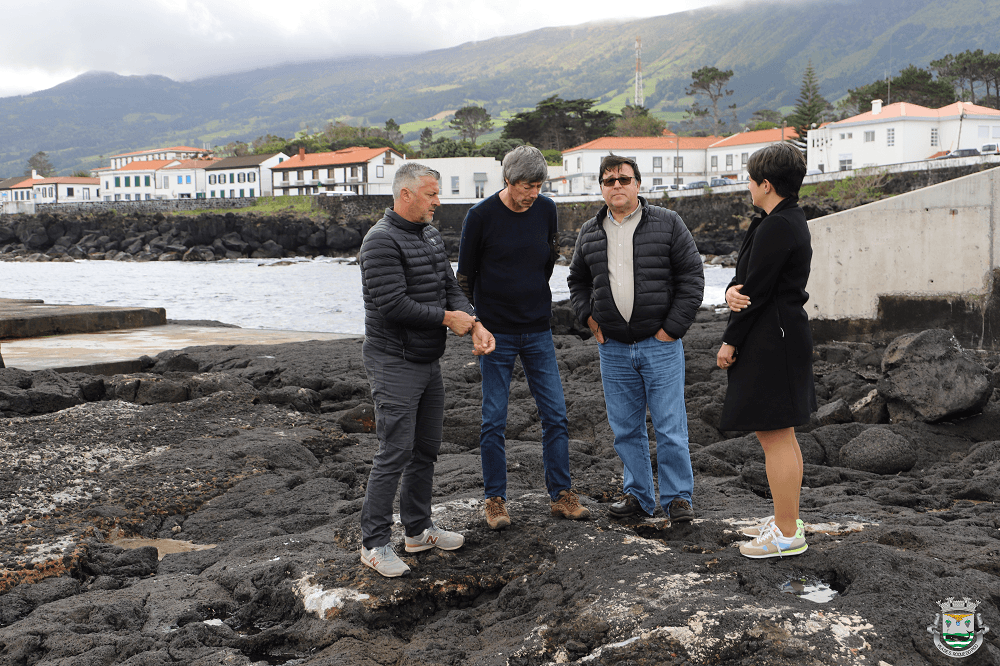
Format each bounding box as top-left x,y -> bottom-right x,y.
726,284 -> 751,312
717,343 -> 737,369
443,310 -> 476,336
587,316 -> 605,344
654,328 -> 676,342
472,322 -> 496,356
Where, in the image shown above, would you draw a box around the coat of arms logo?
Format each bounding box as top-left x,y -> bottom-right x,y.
927,597 -> 990,658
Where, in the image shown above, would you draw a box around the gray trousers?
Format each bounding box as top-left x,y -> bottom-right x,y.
360,342 -> 444,549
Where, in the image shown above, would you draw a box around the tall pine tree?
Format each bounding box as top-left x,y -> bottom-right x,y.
787,61 -> 828,146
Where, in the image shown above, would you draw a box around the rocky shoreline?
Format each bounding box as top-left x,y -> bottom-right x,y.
0,308 -> 998,665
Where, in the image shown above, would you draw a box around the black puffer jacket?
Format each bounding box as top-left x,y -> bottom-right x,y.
360,210 -> 473,363
567,197 -> 704,343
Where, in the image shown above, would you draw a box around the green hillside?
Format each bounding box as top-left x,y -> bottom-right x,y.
1,0 -> 997,175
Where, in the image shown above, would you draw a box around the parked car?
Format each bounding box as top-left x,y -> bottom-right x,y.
982,143 -> 999,155
649,184 -> 677,194
709,178 -> 732,187
936,148 -> 981,159
684,181 -> 709,190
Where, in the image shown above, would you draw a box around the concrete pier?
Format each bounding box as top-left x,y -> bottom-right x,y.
0,298 -> 357,374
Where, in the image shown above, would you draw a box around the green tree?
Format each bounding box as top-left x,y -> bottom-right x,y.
748,109 -> 783,131
422,137 -> 470,158
71,170 -> 91,178
540,149 -> 563,166
502,96 -> 615,151
25,151 -> 55,177
419,127 -> 434,152
786,61 -> 828,144
614,105 -> 667,137
449,105 -> 493,146
475,137 -> 525,161
842,64 -> 955,115
252,134 -> 288,155
384,118 -> 403,144
685,66 -> 736,134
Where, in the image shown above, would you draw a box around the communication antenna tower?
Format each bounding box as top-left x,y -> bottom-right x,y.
634,36 -> 644,107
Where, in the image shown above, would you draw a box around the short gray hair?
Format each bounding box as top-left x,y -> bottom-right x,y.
393,162 -> 440,200
502,146 -> 548,185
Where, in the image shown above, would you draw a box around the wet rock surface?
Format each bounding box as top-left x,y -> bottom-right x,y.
0,311 -> 998,665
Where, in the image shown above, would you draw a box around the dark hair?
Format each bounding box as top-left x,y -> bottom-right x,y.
599,154 -> 642,184
746,143 -> 806,199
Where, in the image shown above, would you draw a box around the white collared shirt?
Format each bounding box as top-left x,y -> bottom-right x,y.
603,202 -> 641,322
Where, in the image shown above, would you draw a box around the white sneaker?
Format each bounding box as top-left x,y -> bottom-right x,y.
360,544 -> 410,577
404,524 -> 465,553
741,516 -> 804,538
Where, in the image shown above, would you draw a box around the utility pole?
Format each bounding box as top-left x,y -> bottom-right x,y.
634,36 -> 644,108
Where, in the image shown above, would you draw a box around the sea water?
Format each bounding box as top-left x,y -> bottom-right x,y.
0,258 -> 734,334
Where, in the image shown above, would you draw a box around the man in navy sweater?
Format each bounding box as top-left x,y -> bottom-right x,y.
457,146 -> 590,530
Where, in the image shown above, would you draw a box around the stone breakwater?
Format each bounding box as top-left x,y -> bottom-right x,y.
0,310 -> 998,664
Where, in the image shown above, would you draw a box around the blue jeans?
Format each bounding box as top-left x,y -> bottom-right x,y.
598,336 -> 693,516
479,330 -> 571,502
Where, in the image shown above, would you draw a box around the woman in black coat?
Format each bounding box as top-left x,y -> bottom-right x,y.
716,143 -> 816,559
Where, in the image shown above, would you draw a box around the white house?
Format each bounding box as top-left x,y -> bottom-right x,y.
556,134 -> 723,194
162,159 -> 219,199
31,177 -> 101,203
204,153 -> 288,198
706,127 -> 800,181
0,174 -> 44,214
103,160 -> 179,201
108,146 -> 211,170
806,99 -> 1000,173
270,147 -> 404,196
417,157 -> 504,199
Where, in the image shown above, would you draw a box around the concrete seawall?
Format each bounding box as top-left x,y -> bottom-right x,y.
808,167 -> 1000,349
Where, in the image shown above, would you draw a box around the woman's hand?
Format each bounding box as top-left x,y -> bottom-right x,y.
726,284 -> 750,312
717,343 -> 737,369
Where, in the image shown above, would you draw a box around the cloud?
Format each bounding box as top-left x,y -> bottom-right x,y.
0,0 -> 729,98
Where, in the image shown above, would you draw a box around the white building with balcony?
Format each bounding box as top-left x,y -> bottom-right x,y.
162,159 -> 219,199
806,99 -> 1000,173
556,134 -> 723,194
103,160 -> 179,200
204,153 -> 288,198
270,147 -> 404,196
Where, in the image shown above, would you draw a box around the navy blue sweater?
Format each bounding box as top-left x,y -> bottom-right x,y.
456,193 -> 558,335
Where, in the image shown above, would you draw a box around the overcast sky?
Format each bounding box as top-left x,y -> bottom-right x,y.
1,0 -> 733,98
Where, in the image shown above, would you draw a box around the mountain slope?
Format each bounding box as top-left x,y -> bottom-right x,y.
2,0 -> 998,175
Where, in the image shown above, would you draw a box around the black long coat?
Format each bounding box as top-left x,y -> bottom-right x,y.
719,198 -> 817,431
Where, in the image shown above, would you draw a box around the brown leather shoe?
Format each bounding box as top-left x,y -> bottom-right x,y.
550,490 -> 591,520
609,493 -> 653,519
668,498 -> 694,523
485,496 -> 511,530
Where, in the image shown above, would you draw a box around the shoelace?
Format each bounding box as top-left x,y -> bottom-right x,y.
486,500 -> 507,518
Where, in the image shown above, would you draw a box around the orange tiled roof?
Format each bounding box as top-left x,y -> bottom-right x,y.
34,177 -> 100,185
563,136 -> 724,153
163,159 -> 220,169
710,127 -> 799,148
116,160 -> 178,171
6,178 -> 39,189
111,146 -> 207,158
836,100 -> 1000,125
271,147 -> 402,170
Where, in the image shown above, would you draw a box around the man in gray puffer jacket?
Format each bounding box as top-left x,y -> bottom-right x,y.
358,163 -> 495,577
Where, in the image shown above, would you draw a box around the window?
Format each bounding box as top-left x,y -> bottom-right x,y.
125,176 -> 131,187
711,156 -> 718,169
186,175 -> 191,184
673,156 -> 683,170
839,132 -> 853,140
230,189 -> 235,198
741,153 -> 748,165
475,184 -> 485,198
726,154 -> 733,168
177,176 -> 183,185
163,177 -> 169,188
839,156 -> 853,171
451,176 -> 460,194
237,173 -> 246,183
652,157 -> 663,172
66,187 -> 74,197
249,172 -> 256,182
144,176 -> 150,187
125,194 -> 131,200
145,194 -> 151,200
115,176 -> 121,187
652,178 -> 662,186
311,169 -> 318,180
864,131 -> 875,142
83,189 -> 90,200
931,128 -> 939,146
979,125 -> 990,139
249,188 -> 254,197
210,190 -> 215,198
105,181 -> 110,189
350,167 -> 358,178
240,189 -> 245,197
376,165 -> 384,178
115,194 -> 121,201
209,174 -> 216,185
887,128 -> 895,147
283,172 -> 289,182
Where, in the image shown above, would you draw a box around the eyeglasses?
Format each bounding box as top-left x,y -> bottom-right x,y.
601,176 -> 635,187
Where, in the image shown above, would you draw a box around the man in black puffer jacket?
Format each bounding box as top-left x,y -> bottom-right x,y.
568,154 -> 704,525
358,163 -> 496,578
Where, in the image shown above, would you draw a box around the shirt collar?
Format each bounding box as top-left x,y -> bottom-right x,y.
607,202 -> 641,226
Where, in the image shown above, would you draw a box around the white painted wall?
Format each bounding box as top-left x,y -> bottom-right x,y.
418,157 -> 504,199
